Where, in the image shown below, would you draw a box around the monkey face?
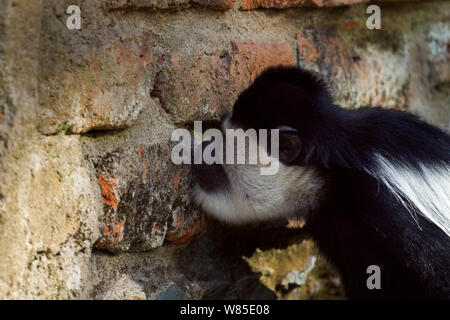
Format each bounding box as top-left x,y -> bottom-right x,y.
191,66 -> 330,225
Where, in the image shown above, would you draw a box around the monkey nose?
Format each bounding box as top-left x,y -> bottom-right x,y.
191,140 -> 229,193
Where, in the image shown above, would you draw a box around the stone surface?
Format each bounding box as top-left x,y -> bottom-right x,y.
427,23 -> 450,87
0,0 -> 448,300
89,220 -> 308,300
152,41 -> 294,124
240,0 -> 426,10
246,240 -> 344,299
240,0 -> 366,10
296,24 -> 410,109
106,0 -> 237,11
96,274 -> 147,300
166,209 -> 208,244
407,21 -> 450,129
294,14 -> 450,130
38,3 -> 154,134
91,144 -> 201,252
0,0 -> 100,299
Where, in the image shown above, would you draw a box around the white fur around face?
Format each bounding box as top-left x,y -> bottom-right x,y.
191,116 -> 326,224
369,154 -> 450,238
191,136 -> 325,225
191,163 -> 325,225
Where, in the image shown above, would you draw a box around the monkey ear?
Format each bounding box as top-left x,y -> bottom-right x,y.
277,126 -> 302,164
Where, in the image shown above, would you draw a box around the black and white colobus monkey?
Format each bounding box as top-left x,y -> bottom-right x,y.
192,66 -> 450,299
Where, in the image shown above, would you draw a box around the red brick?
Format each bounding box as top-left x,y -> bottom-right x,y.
98,174 -> 119,211
240,0 -> 367,10
431,50 -> 450,86
152,41 -> 295,123
106,0 -> 236,11
39,35 -> 153,134
296,25 -> 410,109
166,211 -> 208,245
228,41 -> 295,88
93,145 -> 194,252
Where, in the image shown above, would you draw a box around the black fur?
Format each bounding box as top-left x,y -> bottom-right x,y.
231,66 -> 450,299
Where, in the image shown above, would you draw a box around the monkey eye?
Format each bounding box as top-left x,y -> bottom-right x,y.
276,126 -> 302,164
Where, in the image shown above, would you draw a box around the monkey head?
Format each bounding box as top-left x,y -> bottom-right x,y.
191,66 -> 332,225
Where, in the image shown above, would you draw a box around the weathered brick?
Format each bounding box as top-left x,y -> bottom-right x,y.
96,220 -> 125,248
4,0 -> 448,300
92,41 -> 294,252
296,25 -> 409,109
106,0 -> 236,11
428,23 -> 450,87
240,0 -> 367,10
39,34 -> 153,134
431,51 -> 450,85
92,145 -> 194,252
152,41 -> 295,123
228,41 -> 296,90
166,210 -> 208,244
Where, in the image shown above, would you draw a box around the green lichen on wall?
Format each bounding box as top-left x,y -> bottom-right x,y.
245,240 -> 345,300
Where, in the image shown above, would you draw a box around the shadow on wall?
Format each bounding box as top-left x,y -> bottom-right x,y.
90,216 -> 344,300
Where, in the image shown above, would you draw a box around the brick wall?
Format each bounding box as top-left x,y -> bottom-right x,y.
0,0 -> 448,299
